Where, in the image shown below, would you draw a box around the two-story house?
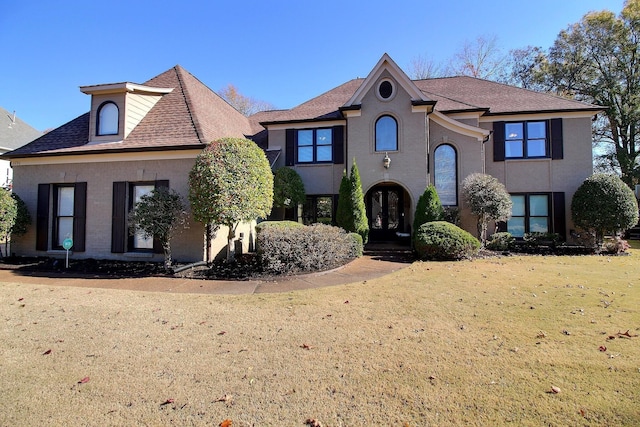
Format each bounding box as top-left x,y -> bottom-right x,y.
3,54 -> 600,263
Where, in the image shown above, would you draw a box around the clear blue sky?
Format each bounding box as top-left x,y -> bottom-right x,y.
1,0 -> 625,132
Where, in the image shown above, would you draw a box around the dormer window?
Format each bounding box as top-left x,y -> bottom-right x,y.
97,102 -> 119,135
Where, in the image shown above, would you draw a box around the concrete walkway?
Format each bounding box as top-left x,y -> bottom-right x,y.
0,253 -> 413,295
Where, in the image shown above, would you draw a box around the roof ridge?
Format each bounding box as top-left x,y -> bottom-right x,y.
173,65 -> 206,144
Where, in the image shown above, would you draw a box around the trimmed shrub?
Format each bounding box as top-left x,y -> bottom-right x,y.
486,232 -> 515,251
523,232 -> 561,248
413,185 -> 444,241
255,220 -> 304,233
257,223 -> 362,274
571,173 -> 639,245
414,221 -> 480,261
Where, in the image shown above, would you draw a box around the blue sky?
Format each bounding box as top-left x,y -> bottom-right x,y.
1,0 -> 625,132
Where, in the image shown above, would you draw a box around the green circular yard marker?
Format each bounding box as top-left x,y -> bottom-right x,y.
62,238 -> 73,250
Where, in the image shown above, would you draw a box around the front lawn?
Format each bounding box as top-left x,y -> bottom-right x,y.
1,253 -> 639,426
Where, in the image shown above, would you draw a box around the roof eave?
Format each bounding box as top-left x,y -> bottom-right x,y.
2,143 -> 207,160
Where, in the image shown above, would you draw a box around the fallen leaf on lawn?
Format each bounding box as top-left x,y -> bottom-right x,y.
18,298 -> 24,301
617,330 -> 638,338
344,300 -> 349,304
219,419 -> 232,427
218,331 -> 227,335
78,377 -> 90,384
43,349 -> 52,355
305,419 -> 322,427
160,398 -> 174,406
214,394 -> 234,405
550,386 -> 561,394
599,345 -> 607,352
300,343 -> 315,350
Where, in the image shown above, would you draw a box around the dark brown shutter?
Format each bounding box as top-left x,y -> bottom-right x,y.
552,192 -> 566,240
153,180 -> 170,253
332,126 -> 345,165
493,121 -> 505,162
72,182 -> 87,252
111,182 -> 127,253
36,184 -> 50,251
496,221 -> 508,232
285,129 -> 295,166
550,118 -> 563,159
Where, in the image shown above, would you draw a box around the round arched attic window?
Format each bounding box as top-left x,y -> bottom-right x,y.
377,79 -> 395,101
97,101 -> 119,136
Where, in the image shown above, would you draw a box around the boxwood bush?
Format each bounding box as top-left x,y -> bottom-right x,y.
414,221 -> 480,261
256,222 -> 362,274
486,232 -> 515,251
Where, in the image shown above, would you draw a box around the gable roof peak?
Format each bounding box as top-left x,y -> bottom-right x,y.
343,53 -> 432,108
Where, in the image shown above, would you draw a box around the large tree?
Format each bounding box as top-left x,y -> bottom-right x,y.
537,0 -> 640,186
188,137 -> 273,261
218,84 -> 275,117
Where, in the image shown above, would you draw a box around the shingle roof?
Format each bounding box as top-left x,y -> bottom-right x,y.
414,76 -> 601,115
0,107 -> 42,151
4,66 -> 251,158
257,75 -> 601,125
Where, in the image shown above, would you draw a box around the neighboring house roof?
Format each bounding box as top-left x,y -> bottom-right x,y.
0,107 -> 42,152
4,66 -> 251,158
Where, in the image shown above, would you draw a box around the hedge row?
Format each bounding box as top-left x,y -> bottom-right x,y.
256,221 -> 362,274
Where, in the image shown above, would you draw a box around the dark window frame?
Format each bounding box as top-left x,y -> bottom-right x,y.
504,120 -> 549,159
508,193 -> 551,237
296,128 -> 333,164
375,115 -> 398,152
96,101 -> 119,136
302,195 -> 336,225
52,184 -> 76,250
433,143 -> 458,206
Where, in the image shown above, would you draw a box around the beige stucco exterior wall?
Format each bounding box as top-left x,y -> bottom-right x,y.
10,155 -> 255,262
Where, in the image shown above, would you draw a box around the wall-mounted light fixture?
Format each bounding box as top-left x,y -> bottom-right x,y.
383,152 -> 391,169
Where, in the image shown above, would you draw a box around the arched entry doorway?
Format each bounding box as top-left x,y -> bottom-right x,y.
366,184 -> 410,242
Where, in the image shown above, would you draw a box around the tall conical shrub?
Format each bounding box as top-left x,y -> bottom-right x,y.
336,159 -> 370,244
413,185 -> 444,239
349,159 -> 369,244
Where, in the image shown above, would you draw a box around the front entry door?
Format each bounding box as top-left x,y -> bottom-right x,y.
367,185 -> 404,241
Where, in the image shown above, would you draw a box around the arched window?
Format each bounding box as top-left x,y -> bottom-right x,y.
375,115 -> 397,151
434,144 -> 457,206
97,102 -> 119,135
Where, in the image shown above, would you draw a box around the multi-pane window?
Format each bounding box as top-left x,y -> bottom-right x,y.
131,184 -> 155,249
375,115 -> 398,151
97,102 -> 119,136
53,186 -> 75,248
297,128 -> 332,163
508,194 -> 550,237
303,195 -> 334,225
505,121 -> 547,158
434,144 -> 457,206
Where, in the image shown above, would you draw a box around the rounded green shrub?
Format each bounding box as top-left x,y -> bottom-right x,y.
256,223 -> 362,274
414,221 -> 480,261
571,174 -> 639,244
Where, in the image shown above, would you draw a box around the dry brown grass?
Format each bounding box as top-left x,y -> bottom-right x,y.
2,252 -> 639,426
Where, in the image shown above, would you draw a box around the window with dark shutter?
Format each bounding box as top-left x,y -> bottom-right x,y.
552,192 -> 566,239
36,184 -> 50,251
111,182 -> 127,253
493,121 -> 505,162
285,129 -> 295,166
550,118 -> 563,160
332,126 -> 344,165
72,182 -> 87,252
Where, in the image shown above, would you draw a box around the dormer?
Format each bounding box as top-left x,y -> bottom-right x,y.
80,82 -> 173,144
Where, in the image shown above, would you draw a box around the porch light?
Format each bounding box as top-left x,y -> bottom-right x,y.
383,152 -> 391,169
